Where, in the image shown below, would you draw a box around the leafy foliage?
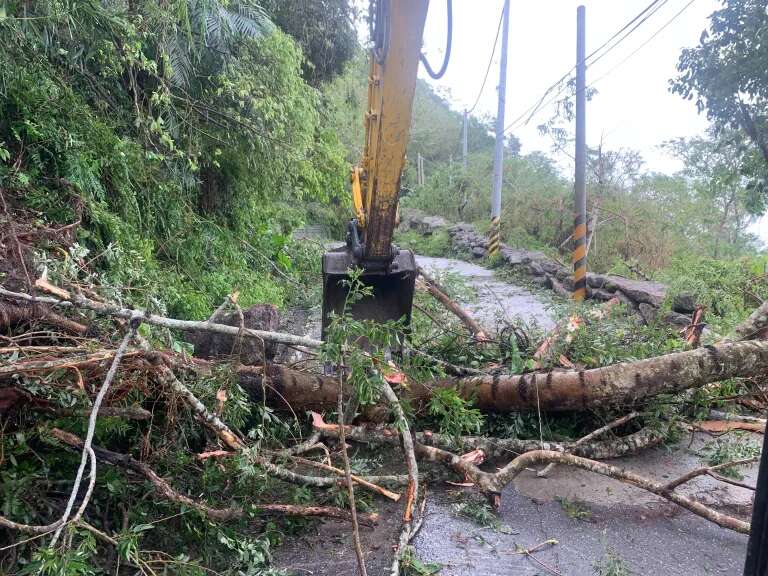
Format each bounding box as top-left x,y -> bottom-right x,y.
593,547 -> 633,576
0,0 -> 347,317
262,0 -> 358,85
427,388 -> 483,439
672,0 -> 768,206
701,434 -> 761,479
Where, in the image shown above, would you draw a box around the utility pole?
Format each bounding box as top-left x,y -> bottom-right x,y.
489,0 -> 510,257
462,109 -> 468,170
417,153 -> 423,186
572,5 -> 587,301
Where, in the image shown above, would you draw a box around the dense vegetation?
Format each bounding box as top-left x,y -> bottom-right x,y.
0,0 -> 351,320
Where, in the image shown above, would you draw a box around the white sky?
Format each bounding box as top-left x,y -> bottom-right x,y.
355,0 -> 768,244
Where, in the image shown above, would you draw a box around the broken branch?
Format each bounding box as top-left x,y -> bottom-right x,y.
49,429 -> 378,525
536,411 -> 640,477
417,267 -> 489,340
0,286 -> 322,348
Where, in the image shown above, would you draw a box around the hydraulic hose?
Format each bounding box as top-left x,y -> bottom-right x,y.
419,0 -> 452,79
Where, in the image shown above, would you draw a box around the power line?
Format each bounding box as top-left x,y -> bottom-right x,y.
501,0 -> 674,136
467,2 -> 504,114
583,0 -> 665,63
586,0 -> 670,68
587,0 -> 698,89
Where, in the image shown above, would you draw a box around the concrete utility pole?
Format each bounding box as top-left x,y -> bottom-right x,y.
489,0 -> 510,257
462,109 -> 468,170
417,152 -> 424,186
572,5 -> 587,301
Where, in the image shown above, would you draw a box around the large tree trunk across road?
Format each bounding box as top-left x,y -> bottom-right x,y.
240,339 -> 768,412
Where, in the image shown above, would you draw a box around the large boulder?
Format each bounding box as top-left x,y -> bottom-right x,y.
540,260 -> 563,275
528,261 -> 545,275
604,276 -> 667,307
413,215 -> 448,235
672,292 -> 697,314
501,247 -> 527,266
638,303 -> 658,325
188,304 -> 280,364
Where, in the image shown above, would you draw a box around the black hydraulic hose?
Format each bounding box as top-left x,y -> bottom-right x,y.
419,0 -> 452,80
370,0 -> 390,64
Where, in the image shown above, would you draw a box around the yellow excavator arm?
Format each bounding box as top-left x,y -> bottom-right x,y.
321,0 -> 438,337
353,0 -> 430,260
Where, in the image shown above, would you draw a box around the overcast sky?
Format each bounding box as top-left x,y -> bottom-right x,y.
355,0 -> 767,243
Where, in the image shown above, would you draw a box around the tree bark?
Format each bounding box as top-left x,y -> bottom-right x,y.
733,300 -> 768,340
240,340 -> 768,412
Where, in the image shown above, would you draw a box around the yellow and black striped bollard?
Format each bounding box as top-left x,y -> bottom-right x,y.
488,216 -> 500,257
572,213 -> 587,301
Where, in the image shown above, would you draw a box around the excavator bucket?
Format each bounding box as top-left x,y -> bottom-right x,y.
321,246 -> 417,341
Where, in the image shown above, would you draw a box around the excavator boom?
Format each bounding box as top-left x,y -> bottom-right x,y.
321,0 -> 431,338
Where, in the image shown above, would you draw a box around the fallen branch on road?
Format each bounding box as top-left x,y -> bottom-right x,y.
536,411 -> 640,477
417,266 -> 489,340
312,416 -> 750,533
49,428 -> 379,525
309,413 -> 666,461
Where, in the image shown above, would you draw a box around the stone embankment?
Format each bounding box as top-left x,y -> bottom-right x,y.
402,210 -> 696,326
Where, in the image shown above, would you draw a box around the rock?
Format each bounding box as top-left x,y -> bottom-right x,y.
638,303 -> 658,325
591,288 -> 616,302
664,311 -> 692,328
400,208 -> 426,229
188,304 -> 280,364
501,247 -> 526,266
521,251 -> 547,265
614,290 -> 637,310
414,215 -> 448,235
531,275 -> 551,288
554,267 -> 570,281
540,260 -> 562,275
587,274 -> 608,289
605,276 -> 667,307
471,246 -> 486,258
528,261 -> 545,275
561,276 -> 575,291
672,292 -> 697,314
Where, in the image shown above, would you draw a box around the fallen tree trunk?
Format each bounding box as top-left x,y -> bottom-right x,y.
733,300 -> 768,340
417,267 -> 488,340
240,339 -> 768,412
0,302 -> 88,335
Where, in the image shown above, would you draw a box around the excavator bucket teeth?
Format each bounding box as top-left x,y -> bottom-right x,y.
321,247 -> 417,341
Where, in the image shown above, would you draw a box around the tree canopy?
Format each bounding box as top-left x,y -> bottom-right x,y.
672,0 -> 768,211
